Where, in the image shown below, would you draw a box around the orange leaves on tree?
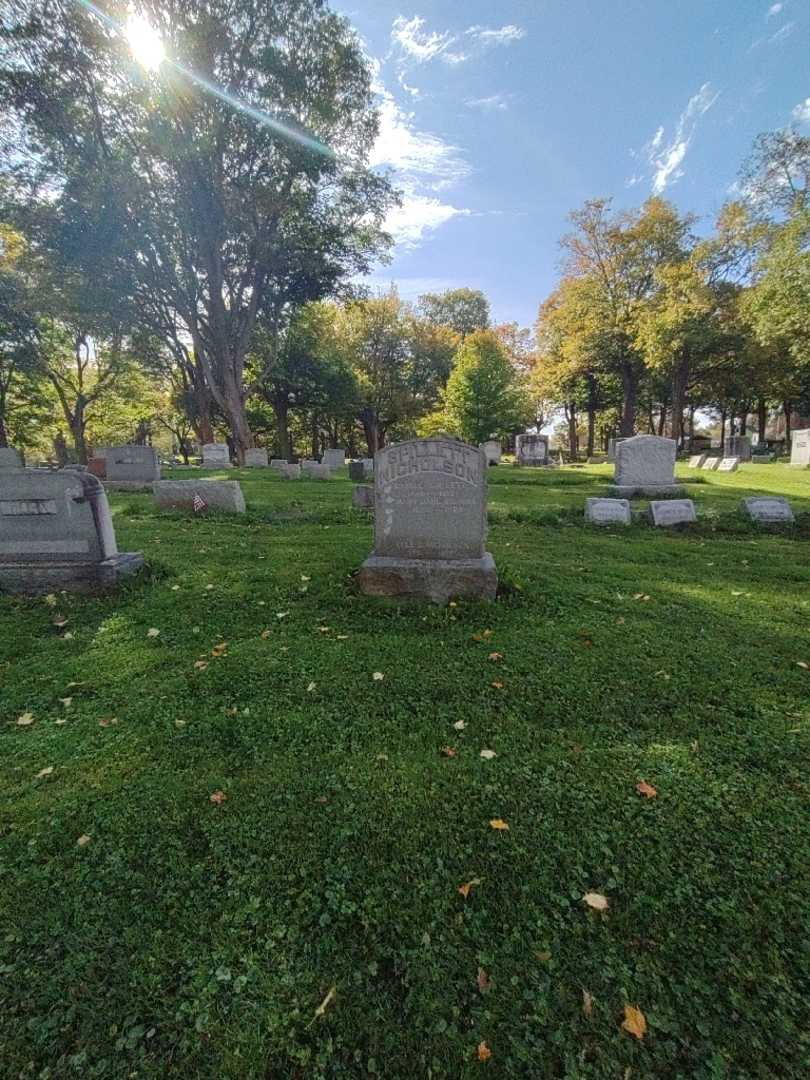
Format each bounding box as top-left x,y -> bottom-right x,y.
621,1004 -> 647,1040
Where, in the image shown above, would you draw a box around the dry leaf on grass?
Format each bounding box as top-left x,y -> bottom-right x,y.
309,985 -> 336,1026
440,746 -> 457,758
489,818 -> 509,831
36,766 -> 54,779
477,1040 -> 492,1062
44,593 -> 58,606
209,790 -> 227,805
621,1004 -> 647,1040
307,682 -> 316,693
458,878 -> 482,899
453,720 -> 467,731
582,989 -> 594,1018
487,652 -> 503,662
76,834 -> 91,847
491,680 -> 505,690
472,630 -> 493,642
16,712 -> 35,726
194,660 -> 209,672
797,661 -> 809,670
480,749 -> 497,760
583,892 -> 609,911
260,630 -> 271,640
476,967 -> 490,993
636,780 -> 658,798
146,627 -> 160,638
211,642 -> 228,657
372,671 -> 385,681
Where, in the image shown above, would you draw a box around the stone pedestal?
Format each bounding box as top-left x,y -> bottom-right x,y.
359,553 -> 497,605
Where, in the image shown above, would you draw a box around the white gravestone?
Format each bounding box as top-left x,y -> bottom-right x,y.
201,443 -> 232,468
323,448 -> 346,470
717,457 -> 739,472
790,429 -> 810,468
0,471 -> 143,593
105,445 -> 160,488
611,435 -> 683,497
701,456 -> 720,471
244,448 -> 269,467
741,497 -> 795,524
481,439 -> 502,465
153,480 -> 245,513
584,498 -> 631,526
649,499 -> 696,527
358,438 -> 497,604
688,454 -> 707,468
515,433 -> 550,467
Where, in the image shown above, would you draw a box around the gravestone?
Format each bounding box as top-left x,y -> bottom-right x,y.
688,454 -> 707,468
105,445 -> 161,488
349,461 -> 366,483
751,453 -> 774,464
201,443 -> 232,468
300,459 -> 318,475
352,484 -> 374,510
610,435 -> 682,497
724,435 -> 751,462
587,454 -> 608,464
0,448 -> 23,470
741,496 -> 795,524
358,437 -> 497,604
649,499 -> 696,527
245,448 -> 269,467
790,429 -> 810,468
515,433 -> 550,467
270,458 -> 288,472
280,463 -> 301,479
0,471 -> 143,593
607,437 -> 629,464
362,457 -> 375,475
304,463 -> 330,479
717,457 -> 739,472
153,480 -> 245,514
701,456 -> 720,471
584,498 -> 631,526
323,448 -> 346,470
481,439 -> 502,465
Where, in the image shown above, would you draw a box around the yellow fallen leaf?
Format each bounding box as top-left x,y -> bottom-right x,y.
16,712 -> 35,726
260,629 -> 271,640
491,680 -> 505,690
372,671 -> 385,681
621,1004 -> 647,1040
211,642 -> 228,657
480,749 -> 497,760
583,892 -> 609,911
146,627 -> 160,638
489,818 -> 509,831
458,877 -> 482,899
477,1040 -> 492,1062
76,834 -> 91,847
36,766 -> 54,779
582,989 -> 594,1018
636,780 -> 658,798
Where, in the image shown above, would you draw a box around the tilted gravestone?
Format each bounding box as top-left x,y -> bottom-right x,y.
352,484 -> 374,510
105,445 -> 160,488
323,448 -> 346,470
741,497 -> 795,524
244,448 -> 269,467
611,435 -> 683,497
153,480 -> 245,514
515,433 -> 550,467
717,457 -> 739,472
0,470 -> 143,593
0,448 -> 24,470
649,499 -> 696,527
201,443 -> 232,468
688,454 -> 707,468
358,437 -> 497,604
481,439 -> 502,465
349,461 -> 366,483
724,435 -> 751,462
584,498 -> 631,526
701,456 -> 720,470
790,429 -> 810,468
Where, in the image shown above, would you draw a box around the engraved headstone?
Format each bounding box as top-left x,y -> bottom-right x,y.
153,480 -> 245,513
244,448 -> 269,467
352,484 -> 374,510
280,463 -> 301,479
0,447 -> 23,470
515,433 -> 549,467
105,445 -> 160,488
0,471 -> 143,593
741,496 -> 795,523
201,443 -> 232,468
481,439 -> 502,465
349,461 -> 366,483
358,438 -> 497,604
304,463 -> 330,479
701,456 -> 720,471
611,435 -> 682,497
688,454 -> 707,468
323,448 -> 346,470
724,435 -> 751,462
790,429 -> 810,468
584,498 -> 631,526
717,457 -> 739,472
300,459 -> 318,475
649,499 -> 696,527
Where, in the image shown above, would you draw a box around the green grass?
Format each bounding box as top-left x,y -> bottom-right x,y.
2,462 -> 810,1078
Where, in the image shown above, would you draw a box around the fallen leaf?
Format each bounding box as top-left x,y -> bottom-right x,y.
310,985 -> 336,1025
76,834 -> 91,847
205,584 -> 214,590
480,749 -> 497,760
336,634 -> 349,640
211,642 -> 228,657
691,739 -> 699,753
440,746 -> 457,757
583,892 -> 609,912
301,575 -> 311,582
489,818 -> 509,831
209,790 -> 227,805
175,719 -> 187,727
372,671 -> 385,681
487,652 -> 503,662
44,593 -> 58,606
797,661 -> 809,670
636,780 -> 657,799
59,697 -> 72,708
476,967 -> 490,993
536,951 -> 552,963
276,611 -> 290,619
98,716 -> 117,727
171,584 -> 180,591
632,593 -> 651,602
731,590 -> 744,597
260,629 -> 271,640
55,718 -> 68,726
16,712 -> 35,726
616,616 -> 626,625
491,680 -> 505,690
472,630 -> 493,642
317,626 -> 331,634
36,766 -> 54,779
477,1041 -> 492,1062
582,989 -> 594,1018
307,682 -> 316,693
453,719 -> 467,730
458,878 -> 482,899
621,1004 -> 647,1040
194,660 -> 209,671
146,627 -> 160,638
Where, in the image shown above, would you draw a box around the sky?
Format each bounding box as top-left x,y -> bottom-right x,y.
340,0 -> 810,328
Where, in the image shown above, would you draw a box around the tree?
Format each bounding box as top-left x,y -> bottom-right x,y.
0,224 -> 40,447
1,0 -> 395,462
739,130 -> 810,219
745,210 -> 810,370
442,330 -> 532,444
417,288 -> 490,338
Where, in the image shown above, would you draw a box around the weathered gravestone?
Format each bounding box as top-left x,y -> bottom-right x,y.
352,485 -> 374,510
751,453 -> 775,464
701,456 -> 720,471
0,448 -> 24,470
607,437 -> 629,464
587,454 -> 608,464
611,435 -> 683,497
481,439 -> 502,465
741,497 -> 795,524
515,433 -> 550,467
649,499 -> 697,527
299,459 -> 318,475
201,443 -> 232,468
717,457 -> 739,472
584,498 -> 631,526
362,458 -> 375,475
280,463 -> 301,479
349,461 -> 366,483
0,471 -> 143,593
323,448 -> 346,470
244,448 -> 269,467
270,458 -> 288,472
357,437 -> 497,604
153,480 -> 245,514
790,429 -> 810,468
304,463 -> 330,479
105,445 -> 160,488
688,454 -> 707,468
724,435 -> 751,462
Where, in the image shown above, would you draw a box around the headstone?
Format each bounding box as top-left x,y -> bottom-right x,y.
481,439 -> 502,465
300,459 -> 318,475
701,456 -> 720,471
607,437 -> 629,464
586,454 -> 608,464
0,448 -> 23,470
649,499 -> 696,527
270,458 -> 288,472
688,454 -> 707,468
244,448 -> 269,467
751,454 -> 774,464
362,457 -> 375,475
790,429 -> 810,468
352,484 -> 374,510
0,470 -> 143,593
515,433 -> 550,467
280,463 -> 301,479
87,457 -> 106,478
201,443 -> 232,468
724,435 -> 751,462
717,457 -> 739,473
584,498 -> 631,526
611,435 -> 683,497
153,480 -> 245,514
323,448 -> 346,470
741,496 -> 795,524
105,445 -> 161,488
357,437 -> 497,604
349,461 -> 366,483
304,463 -> 330,480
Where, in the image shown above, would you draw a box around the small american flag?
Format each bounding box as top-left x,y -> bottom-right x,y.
193,492 -> 207,513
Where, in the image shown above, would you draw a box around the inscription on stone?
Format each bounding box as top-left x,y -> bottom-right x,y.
584,498 -> 631,526
741,497 -> 795,523
717,457 -> 739,472
0,499 -> 58,516
649,499 -> 696,527
790,429 -> 810,467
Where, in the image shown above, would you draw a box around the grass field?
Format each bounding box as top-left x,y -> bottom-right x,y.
2,462 -> 809,1078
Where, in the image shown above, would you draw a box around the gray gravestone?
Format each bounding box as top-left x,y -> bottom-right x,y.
349,461 -> 366,482
515,433 -> 550,467
741,496 -> 795,523
649,499 -> 696,527
0,448 -> 23,470
0,471 -> 143,593
584,498 -> 631,526
751,453 -> 774,464
481,439 -> 502,465
362,457 -> 375,475
358,437 -> 497,604
701,456 -> 720,471
105,445 -> 160,488
688,454 -> 707,468
790,429 -> 810,468
201,443 -> 232,468
607,437 -> 629,464
304,463 -> 330,479
717,457 -> 739,472
270,458 -> 287,472
153,480 -> 245,513
724,435 -> 751,462
244,448 -> 269,467
280,463 -> 301,479
352,484 -> 374,510
587,454 -> 608,464
611,435 -> 682,497
323,448 -> 346,470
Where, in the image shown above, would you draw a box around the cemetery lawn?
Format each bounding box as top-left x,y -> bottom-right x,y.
3,463 -> 810,1079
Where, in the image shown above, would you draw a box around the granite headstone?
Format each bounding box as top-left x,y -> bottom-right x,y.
323,448 -> 346,470
790,429 -> 810,468
153,480 -> 245,513
611,435 -> 682,496
105,445 -> 160,488
741,497 -> 794,523
515,433 -> 550,467
244,448 -> 269,467
584,498 -> 631,525
201,443 -> 232,468
649,499 -> 696,527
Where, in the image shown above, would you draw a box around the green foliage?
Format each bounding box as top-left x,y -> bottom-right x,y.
442,329 -> 532,444
417,287 -> 490,338
745,210 -> 810,367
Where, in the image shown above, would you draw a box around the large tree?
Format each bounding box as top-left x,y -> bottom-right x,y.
441,330 -> 532,445
0,0 -> 394,461
417,288 -> 490,339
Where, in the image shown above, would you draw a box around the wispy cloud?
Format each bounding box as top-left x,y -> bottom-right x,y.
767,2 -> 783,17
390,15 -> 526,67
465,25 -> 526,46
769,20 -> 795,42
793,98 -> 810,124
381,195 -> 472,249
639,83 -> 719,195
465,93 -> 511,112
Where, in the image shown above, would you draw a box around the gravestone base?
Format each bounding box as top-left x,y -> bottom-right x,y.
608,484 -> 685,498
352,485 -> 374,510
0,552 -> 144,595
103,480 -> 154,491
358,553 -> 497,605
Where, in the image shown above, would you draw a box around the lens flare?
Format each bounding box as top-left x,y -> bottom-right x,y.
125,12 -> 165,71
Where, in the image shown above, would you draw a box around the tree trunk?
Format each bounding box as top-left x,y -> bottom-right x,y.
311,415 -> 320,460
361,408 -> 379,457
566,401 -> 578,458
757,398 -> 767,443
647,407 -> 655,434
671,354 -> 688,448
0,410 -> 7,449
783,400 -> 793,444
586,407 -> 595,457
688,406 -> 696,446
70,407 -> 88,464
657,400 -> 668,437
619,362 -> 637,436
720,409 -> 727,448
272,394 -> 291,460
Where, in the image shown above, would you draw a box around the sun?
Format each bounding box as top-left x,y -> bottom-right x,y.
125,12 -> 165,71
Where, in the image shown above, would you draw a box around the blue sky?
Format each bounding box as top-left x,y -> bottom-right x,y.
342,0 -> 809,328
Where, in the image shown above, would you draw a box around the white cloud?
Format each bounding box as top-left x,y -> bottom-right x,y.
382,195 -> 471,249
769,20 -> 795,42
465,93 -> 510,112
390,15 -> 526,66
465,24 -> 527,46
642,83 -> 719,194
390,15 -> 465,65
793,98 -> 810,124
767,2 -> 783,16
